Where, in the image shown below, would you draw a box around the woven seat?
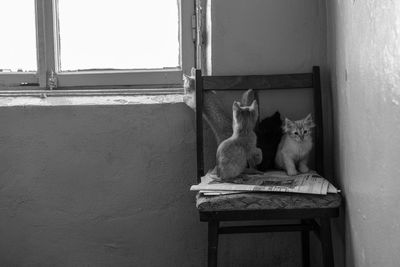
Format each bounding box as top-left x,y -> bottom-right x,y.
197,192 -> 342,212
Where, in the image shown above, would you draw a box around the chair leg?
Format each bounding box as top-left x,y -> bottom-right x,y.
208,220 -> 219,267
320,218 -> 334,267
301,220 -> 310,267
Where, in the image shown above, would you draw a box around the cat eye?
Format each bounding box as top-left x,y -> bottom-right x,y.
294,132 -> 299,135
304,130 -> 308,134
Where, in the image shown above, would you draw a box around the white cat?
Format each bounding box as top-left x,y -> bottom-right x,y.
275,114 -> 315,176
216,100 -> 262,181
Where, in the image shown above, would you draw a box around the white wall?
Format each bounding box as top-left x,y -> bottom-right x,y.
327,1 -> 400,266
209,0 -> 326,75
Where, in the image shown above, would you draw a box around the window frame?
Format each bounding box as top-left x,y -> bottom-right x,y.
0,0 -> 195,91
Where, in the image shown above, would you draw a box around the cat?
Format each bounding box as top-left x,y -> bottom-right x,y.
275,114 -> 315,176
216,100 -> 262,181
183,68 -> 255,145
256,111 -> 282,171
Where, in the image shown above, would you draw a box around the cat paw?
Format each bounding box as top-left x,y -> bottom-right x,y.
286,169 -> 298,176
253,149 -> 263,165
243,168 -> 263,175
298,164 -> 309,173
183,95 -> 195,110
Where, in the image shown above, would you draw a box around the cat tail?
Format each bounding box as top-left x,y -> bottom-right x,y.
208,165 -> 218,175
241,89 -> 261,128
190,67 -> 196,76
209,166 -> 222,181
241,89 -> 255,106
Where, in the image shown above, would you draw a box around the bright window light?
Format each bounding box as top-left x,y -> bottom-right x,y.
0,0 -> 37,72
58,0 -> 180,71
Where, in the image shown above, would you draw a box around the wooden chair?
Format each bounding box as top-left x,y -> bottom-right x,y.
194,66 -> 342,267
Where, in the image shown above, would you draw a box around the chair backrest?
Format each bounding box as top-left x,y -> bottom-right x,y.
194,66 -> 323,182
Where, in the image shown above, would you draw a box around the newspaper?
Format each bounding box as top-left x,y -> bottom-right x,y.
190,170 -> 340,196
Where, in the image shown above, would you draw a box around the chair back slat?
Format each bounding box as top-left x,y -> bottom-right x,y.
203,73 -> 313,91
195,66 -> 324,182
195,69 -> 205,182
312,66 -> 324,176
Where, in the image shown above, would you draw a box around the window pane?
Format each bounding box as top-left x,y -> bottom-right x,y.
0,0 -> 37,72
58,0 -> 180,71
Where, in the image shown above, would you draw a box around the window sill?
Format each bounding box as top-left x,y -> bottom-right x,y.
0,88 -> 185,107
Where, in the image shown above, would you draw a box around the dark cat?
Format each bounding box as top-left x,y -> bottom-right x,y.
256,111 -> 282,171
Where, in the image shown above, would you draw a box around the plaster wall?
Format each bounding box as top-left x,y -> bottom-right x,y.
327,1 -> 400,266
209,0 -> 326,75
0,100 -> 205,266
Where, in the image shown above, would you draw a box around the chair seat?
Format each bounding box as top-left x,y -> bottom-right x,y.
196,192 -> 342,212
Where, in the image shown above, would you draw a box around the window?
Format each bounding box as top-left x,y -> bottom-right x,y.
0,0 -> 38,87
0,0 -> 195,91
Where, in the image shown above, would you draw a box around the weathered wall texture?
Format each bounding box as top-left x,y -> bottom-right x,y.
327,1 -> 400,266
0,101 -> 205,266
209,0 -> 327,75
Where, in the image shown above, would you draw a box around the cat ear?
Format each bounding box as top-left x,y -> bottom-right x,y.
241,89 -> 254,106
232,101 -> 241,111
283,118 -> 294,132
249,100 -> 257,110
285,118 -> 294,125
250,100 -> 258,120
249,100 -> 258,117
304,113 -> 316,128
190,67 -> 196,77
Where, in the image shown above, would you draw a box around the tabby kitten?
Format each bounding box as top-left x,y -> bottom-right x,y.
275,114 -> 315,176
216,100 -> 262,181
183,68 -> 255,145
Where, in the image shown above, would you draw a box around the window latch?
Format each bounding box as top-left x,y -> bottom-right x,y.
191,14 -> 197,43
47,70 -> 57,90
